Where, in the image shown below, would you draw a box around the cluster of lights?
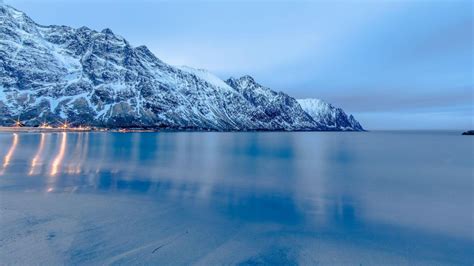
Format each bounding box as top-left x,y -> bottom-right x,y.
58,121 -> 69,129
10,118 -> 91,131
39,122 -> 53,129
75,125 -> 91,131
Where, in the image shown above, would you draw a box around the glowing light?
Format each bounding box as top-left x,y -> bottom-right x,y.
39,122 -> 52,129
51,132 -> 67,176
12,117 -> 23,127
29,133 -> 46,175
71,125 -> 91,131
57,120 -> 70,130
47,187 -> 54,193
0,133 -> 18,175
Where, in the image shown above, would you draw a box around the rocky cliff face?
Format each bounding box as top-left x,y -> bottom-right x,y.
225,76 -> 329,130
0,4 -> 363,131
297,99 -> 363,131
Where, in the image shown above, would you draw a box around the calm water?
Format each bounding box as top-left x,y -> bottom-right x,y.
0,131 -> 473,264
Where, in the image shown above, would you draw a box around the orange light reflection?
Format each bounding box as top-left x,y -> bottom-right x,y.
29,133 -> 46,175
51,132 -> 67,176
0,133 -> 18,175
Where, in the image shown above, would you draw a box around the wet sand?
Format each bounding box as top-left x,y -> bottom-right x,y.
0,131 -> 472,264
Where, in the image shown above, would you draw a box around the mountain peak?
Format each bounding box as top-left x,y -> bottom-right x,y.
78,26 -> 92,32
135,45 -> 152,55
225,75 -> 261,91
101,28 -> 114,35
297,98 -> 364,131
239,75 -> 255,83
0,4 -> 363,131
1,4 -> 23,17
178,66 -> 233,91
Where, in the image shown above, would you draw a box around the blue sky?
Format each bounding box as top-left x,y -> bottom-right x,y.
6,0 -> 473,129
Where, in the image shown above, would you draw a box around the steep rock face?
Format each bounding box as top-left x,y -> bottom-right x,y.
0,4 -> 322,130
297,99 -> 363,131
0,4 -> 363,131
225,76 -> 327,130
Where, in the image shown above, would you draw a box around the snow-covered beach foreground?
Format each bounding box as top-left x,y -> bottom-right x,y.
1,131 -> 473,264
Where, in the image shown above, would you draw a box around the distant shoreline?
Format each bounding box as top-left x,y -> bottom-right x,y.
1,127 -> 468,134
0,126 -> 367,133
0,127 -> 153,133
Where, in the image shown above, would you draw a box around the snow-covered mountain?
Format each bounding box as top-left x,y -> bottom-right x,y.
225,76 -> 329,130
0,4 -> 363,131
297,99 -> 363,131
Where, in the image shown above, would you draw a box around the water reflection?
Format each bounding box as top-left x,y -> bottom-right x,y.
67,133 -> 89,175
50,132 -> 67,176
0,131 -> 472,263
29,133 -> 46,175
0,133 -> 18,175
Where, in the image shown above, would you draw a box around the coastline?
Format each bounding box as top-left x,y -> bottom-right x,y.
0,126 -> 154,133
0,126 -> 368,133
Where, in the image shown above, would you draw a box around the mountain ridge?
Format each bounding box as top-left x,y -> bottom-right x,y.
297,98 -> 363,131
0,4 -> 363,131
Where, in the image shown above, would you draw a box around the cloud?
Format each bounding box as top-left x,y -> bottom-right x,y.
6,0 -> 473,129
319,86 -> 473,112
354,110 -> 473,130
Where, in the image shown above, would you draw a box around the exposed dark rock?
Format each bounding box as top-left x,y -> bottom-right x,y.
0,4 -> 363,131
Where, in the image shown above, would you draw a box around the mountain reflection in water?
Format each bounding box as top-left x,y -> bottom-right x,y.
0,131 -> 472,264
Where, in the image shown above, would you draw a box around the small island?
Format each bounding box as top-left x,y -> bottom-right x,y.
462,130 -> 474,135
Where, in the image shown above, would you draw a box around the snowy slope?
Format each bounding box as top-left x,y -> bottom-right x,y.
0,4 -> 363,131
226,76 -> 328,130
297,98 -> 363,131
177,66 -> 233,92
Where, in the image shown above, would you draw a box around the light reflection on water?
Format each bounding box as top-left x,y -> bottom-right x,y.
0,131 -> 473,263
29,133 -> 45,175
50,132 -> 67,177
0,133 -> 18,175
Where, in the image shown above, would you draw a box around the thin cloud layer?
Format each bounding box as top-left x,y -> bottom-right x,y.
6,0 -> 473,129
